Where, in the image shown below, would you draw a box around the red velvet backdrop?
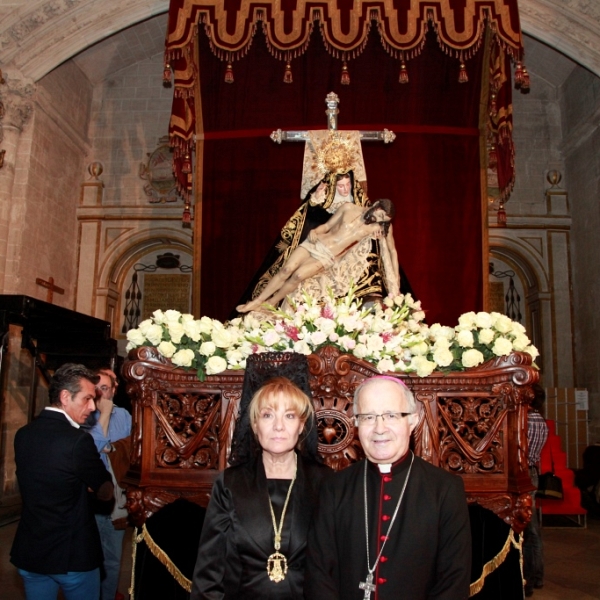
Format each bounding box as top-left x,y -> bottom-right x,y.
199,29 -> 483,325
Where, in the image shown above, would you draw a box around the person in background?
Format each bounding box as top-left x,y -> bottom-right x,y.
524,384 -> 549,597
84,367 -> 132,600
11,363 -> 113,600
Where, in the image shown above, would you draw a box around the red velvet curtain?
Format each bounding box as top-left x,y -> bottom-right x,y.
198,29 -> 483,325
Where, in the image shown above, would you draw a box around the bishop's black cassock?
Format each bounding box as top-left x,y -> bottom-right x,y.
305,453 -> 472,600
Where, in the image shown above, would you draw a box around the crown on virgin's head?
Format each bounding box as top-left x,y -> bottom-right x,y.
311,131 -> 360,178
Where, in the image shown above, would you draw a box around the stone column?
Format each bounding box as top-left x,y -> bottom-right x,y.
0,72 -> 34,290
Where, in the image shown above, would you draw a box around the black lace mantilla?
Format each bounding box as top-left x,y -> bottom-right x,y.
228,352 -> 320,466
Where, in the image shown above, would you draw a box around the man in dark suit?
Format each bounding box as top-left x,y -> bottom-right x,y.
11,363 -> 113,600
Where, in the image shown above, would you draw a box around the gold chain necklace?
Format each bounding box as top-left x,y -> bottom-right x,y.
266,454 -> 297,583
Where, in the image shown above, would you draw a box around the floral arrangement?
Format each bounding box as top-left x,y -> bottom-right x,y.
126,290 -> 539,380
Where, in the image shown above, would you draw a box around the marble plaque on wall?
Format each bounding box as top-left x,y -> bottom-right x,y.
143,274 -> 191,318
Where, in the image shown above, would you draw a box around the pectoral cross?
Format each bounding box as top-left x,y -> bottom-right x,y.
359,573 -> 376,599
35,276 -> 65,304
270,92 -> 396,144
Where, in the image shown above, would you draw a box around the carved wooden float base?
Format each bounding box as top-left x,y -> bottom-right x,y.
123,346 -> 538,532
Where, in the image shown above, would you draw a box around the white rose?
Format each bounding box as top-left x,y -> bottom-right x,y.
433,346 -> 454,367
314,317 -> 336,336
456,330 -> 474,348
433,336 -> 450,350
478,328 -> 495,345
152,310 -> 166,324
262,330 -> 280,347
494,315 -> 512,334
365,335 -> 384,353
164,309 -> 182,325
525,345 -> 540,360
339,336 -> 356,351
212,327 -> 233,349
157,341 -> 177,358
206,355 -> 228,375
457,311 -> 477,329
407,319 -> 422,333
168,322 -> 185,344
198,316 -> 214,335
199,341 -> 216,356
411,341 -> 429,356
376,358 -> 395,373
172,348 -> 195,367
125,341 -> 135,352
383,296 -> 394,308
226,349 -> 244,365
126,328 -> 145,347
475,312 -> 493,329
511,321 -> 526,335
492,336 -> 513,357
145,324 -> 164,346
328,332 -> 339,343
412,310 -> 426,322
138,319 -> 153,336
182,320 -> 202,342
339,315 -> 360,332
311,331 -> 327,345
394,294 -> 406,307
293,340 -> 311,355
461,349 -> 485,368
512,333 -> 531,352
353,343 -> 368,359
410,355 -> 436,377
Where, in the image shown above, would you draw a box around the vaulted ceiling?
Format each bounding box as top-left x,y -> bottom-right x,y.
0,1 -> 598,85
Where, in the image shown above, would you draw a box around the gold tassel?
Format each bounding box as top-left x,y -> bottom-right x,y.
341,61 -> 350,85
489,92 -> 497,117
283,62 -> 293,84
399,60 -> 409,84
514,61 -> 524,88
458,62 -> 468,83
225,62 -> 234,84
521,65 -> 530,93
137,523 -> 192,592
497,200 -> 507,227
469,529 -> 521,596
163,63 -> 171,87
181,154 -> 191,174
182,202 -> 192,228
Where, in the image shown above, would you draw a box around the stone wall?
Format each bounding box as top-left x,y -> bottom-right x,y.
79,51 -> 192,334
2,61 -> 92,308
560,65 -> 600,441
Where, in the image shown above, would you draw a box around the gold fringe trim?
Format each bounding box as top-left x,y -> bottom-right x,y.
130,524 -> 192,594
469,530 -> 523,597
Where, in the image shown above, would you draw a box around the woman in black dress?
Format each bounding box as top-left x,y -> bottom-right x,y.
191,374 -> 330,599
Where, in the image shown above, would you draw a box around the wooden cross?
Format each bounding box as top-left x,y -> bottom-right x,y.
270,92 -> 396,144
36,277 -> 65,304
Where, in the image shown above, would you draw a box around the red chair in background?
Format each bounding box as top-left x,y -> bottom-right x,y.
538,420 -> 587,526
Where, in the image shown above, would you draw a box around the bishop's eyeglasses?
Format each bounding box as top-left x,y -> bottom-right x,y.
354,412 -> 413,425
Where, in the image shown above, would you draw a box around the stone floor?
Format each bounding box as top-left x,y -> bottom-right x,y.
0,515 -> 599,599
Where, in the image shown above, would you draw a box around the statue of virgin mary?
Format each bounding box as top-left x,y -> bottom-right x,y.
232,130 -> 414,316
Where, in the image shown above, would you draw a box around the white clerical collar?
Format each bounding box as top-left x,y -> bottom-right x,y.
377,463 -> 392,473
45,407 -> 80,429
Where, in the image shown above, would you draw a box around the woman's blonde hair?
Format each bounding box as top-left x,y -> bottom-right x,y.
249,376 -> 314,430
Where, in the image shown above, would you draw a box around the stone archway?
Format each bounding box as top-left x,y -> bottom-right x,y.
96,232 -> 193,345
